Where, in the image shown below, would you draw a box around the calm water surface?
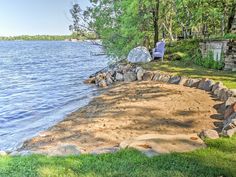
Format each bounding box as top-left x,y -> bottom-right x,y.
0,41 -> 108,151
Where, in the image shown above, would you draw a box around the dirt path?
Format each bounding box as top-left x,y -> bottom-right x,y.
21,81 -> 223,154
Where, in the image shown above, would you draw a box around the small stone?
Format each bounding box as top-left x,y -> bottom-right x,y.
184,79 -> 200,87
143,71 -> 154,81
106,77 -> 113,85
168,76 -> 181,84
225,127 -> 236,137
136,67 -> 145,81
224,103 -> 236,119
159,74 -> 171,83
198,78 -> 214,91
178,77 -> 188,85
115,72 -> 124,81
212,82 -> 224,92
51,145 -> 81,156
225,97 -> 236,109
95,73 -> 106,85
199,129 -> 219,140
98,80 -> 107,88
223,114 -> 236,130
84,77 -> 96,84
219,89 -> 233,101
91,147 -> 120,155
152,72 -> 161,81
124,72 -> 137,82
231,89 -> 236,97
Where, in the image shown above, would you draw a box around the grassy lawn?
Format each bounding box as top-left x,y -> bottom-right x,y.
0,136 -> 235,177
140,60 -> 236,89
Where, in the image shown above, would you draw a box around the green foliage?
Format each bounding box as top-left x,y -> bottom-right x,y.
84,0 -> 235,57
0,136 -> 236,177
224,33 -> 236,39
194,51 -> 225,70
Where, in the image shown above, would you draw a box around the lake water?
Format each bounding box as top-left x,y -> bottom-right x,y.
0,41 -> 108,151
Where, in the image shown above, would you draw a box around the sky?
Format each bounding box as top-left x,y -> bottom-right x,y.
0,0 -> 90,36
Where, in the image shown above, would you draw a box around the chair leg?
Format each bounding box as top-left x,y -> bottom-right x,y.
161,57 -> 164,62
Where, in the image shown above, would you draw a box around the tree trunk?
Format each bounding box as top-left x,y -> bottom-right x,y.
227,3 -> 236,33
153,0 -> 160,47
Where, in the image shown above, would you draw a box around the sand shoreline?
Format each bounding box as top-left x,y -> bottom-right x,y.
19,81 -> 223,155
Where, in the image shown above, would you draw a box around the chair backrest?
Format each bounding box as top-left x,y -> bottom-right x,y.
155,41 -> 165,53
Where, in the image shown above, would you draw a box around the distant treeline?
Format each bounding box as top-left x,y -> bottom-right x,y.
0,33 -> 97,41
0,35 -> 72,41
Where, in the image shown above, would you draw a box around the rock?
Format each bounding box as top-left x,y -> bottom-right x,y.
212,82 -> 224,92
178,77 -> 188,86
224,102 -> 236,119
168,76 -> 181,84
213,87 -> 224,98
91,147 -> 120,155
198,78 -> 215,91
127,46 -> 152,63
116,64 -> 132,74
95,73 -> 106,85
0,151 -> 7,156
224,127 -> 236,137
51,145 -> 81,156
124,72 -> 137,82
219,89 -> 233,101
223,113 -> 236,130
152,72 -> 161,81
142,71 -> 154,81
98,80 -> 107,88
231,89 -> 236,97
105,72 -> 114,85
159,74 -> 171,83
136,67 -> 145,81
84,77 -> 96,84
184,79 -> 200,87
115,72 -> 124,81
120,134 -> 206,156
106,77 -> 113,85
199,129 -> 219,140
225,97 -> 236,109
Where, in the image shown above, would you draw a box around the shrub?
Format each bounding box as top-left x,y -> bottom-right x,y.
194,51 -> 224,70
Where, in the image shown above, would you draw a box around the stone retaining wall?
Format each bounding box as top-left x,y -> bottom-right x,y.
225,40 -> 236,71
199,40 -> 236,71
85,64 -> 236,138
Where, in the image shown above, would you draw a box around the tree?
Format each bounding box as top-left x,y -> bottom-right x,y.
78,0 -> 236,57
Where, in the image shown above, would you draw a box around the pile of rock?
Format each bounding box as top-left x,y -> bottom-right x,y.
85,63 -> 236,138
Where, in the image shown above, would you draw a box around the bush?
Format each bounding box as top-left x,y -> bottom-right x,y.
194,51 -> 224,70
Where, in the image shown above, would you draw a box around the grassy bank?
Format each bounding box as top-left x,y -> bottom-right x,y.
0,136 -> 235,177
139,39 -> 236,89
140,60 -> 236,88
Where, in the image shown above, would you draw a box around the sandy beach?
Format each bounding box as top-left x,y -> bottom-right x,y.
19,81 -> 223,154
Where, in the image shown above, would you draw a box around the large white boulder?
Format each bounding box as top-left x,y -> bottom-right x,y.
127,46 -> 152,63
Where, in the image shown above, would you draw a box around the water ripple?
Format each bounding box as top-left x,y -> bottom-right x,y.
0,41 -> 108,151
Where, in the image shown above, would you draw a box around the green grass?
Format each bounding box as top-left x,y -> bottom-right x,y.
0,136 -> 236,177
140,60 -> 236,89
